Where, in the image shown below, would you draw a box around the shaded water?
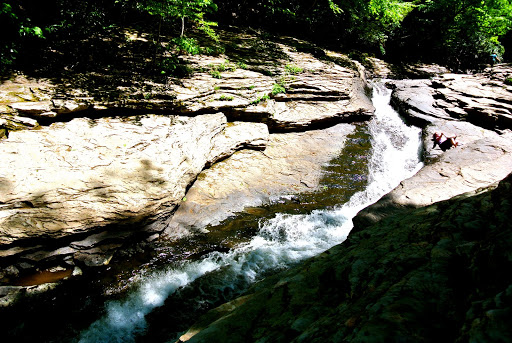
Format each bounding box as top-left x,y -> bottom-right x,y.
76,83 -> 423,343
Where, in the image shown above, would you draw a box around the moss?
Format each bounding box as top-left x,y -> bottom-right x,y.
218,94 -> 234,101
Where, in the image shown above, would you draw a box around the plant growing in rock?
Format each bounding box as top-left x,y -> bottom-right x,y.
251,93 -> 270,105
210,69 -> 222,78
272,83 -> 286,95
208,60 -> 236,78
285,63 -> 303,74
218,94 -> 234,101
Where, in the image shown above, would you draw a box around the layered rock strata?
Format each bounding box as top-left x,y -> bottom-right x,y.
0,30 -> 374,283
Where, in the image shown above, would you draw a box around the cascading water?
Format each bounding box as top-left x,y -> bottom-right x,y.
77,82 -> 423,343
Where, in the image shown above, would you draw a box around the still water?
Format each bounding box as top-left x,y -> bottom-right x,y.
76,82 -> 423,343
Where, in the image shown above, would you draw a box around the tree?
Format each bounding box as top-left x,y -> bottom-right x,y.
387,0 -> 512,69
214,0 -> 415,55
137,0 -> 217,38
0,1 -> 45,73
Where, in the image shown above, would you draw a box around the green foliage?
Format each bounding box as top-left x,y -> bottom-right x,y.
272,83 -> 286,95
505,78 -> 512,86
135,0 -> 217,37
251,93 -> 270,105
171,37 -> 201,54
388,0 -> 512,69
218,94 -> 234,101
236,61 -> 248,69
285,63 -> 303,74
0,1 -> 47,72
159,56 -> 193,77
210,69 -> 222,78
207,60 -> 236,78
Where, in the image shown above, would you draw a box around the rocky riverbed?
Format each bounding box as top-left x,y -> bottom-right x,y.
173,64 -> 512,342
0,29 -> 373,297
1,26 -> 512,342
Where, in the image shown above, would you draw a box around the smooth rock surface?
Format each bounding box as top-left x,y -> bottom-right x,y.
0,113 -> 268,248
356,133 -> 512,225
391,65 -> 512,130
0,29 -> 375,275
159,123 -> 356,238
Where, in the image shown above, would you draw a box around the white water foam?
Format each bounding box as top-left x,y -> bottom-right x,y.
77,82 -> 423,343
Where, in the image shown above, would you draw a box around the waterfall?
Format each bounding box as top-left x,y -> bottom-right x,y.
77,82 -> 423,343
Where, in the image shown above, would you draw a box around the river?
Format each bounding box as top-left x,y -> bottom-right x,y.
73,82 -> 423,343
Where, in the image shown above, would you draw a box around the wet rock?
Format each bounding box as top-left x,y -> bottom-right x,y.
177,173 -> 512,343
0,286 -> 24,308
355,133 -> 512,226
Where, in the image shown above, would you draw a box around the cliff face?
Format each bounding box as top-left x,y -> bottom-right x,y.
177,170 -> 512,343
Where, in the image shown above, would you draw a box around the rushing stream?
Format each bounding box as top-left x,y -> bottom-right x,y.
77,82 -> 423,342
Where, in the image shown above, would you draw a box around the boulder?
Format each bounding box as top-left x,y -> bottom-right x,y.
391,66 -> 512,131
0,113 -> 268,260
174,41 -> 374,131
0,29 -> 376,281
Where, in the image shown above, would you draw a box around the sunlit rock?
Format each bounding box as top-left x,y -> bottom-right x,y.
158,123 -> 356,238
0,113 -> 268,256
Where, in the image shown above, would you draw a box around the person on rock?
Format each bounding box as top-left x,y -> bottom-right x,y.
490,53 -> 501,66
432,132 -> 459,151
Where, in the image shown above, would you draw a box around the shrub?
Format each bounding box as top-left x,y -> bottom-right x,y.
172,37 -> 201,55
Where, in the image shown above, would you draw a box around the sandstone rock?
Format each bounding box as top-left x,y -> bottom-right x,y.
174,40 -> 374,131
0,29 -> 375,276
10,101 -> 53,115
159,123 -> 356,238
0,286 -> 24,308
356,133 -> 512,226
10,100 -> 90,118
390,79 -> 453,125
0,113 -> 267,252
391,66 -> 512,131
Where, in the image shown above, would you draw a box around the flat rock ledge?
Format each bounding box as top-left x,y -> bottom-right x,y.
0,29 -> 375,289
390,64 -> 512,131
